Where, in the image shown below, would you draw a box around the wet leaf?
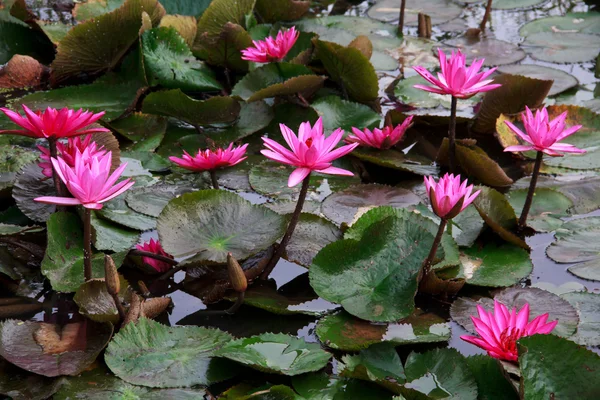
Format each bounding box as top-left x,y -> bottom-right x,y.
157,189 -> 286,263
204,101 -> 274,146
12,163 -> 55,222
216,332 -> 332,375
519,12 -> 600,36
125,184 -> 193,217
352,147 -> 438,176
522,32 -> 600,63
97,196 -> 157,231
367,0 -> 462,26
560,292 -> 600,346
195,0 -> 255,40
105,317 -> 237,387
109,112 -> 167,152
496,64 -> 578,97
506,188 -> 572,232
457,243 -> 532,287
465,355 -> 518,400
73,276 -> 133,324
0,319 -> 113,377
0,359 -> 63,400
310,216 -> 435,322
293,372 -> 396,400
193,22 -> 252,71
91,211 -> 140,252
311,95 -> 382,132
285,214 -> 342,267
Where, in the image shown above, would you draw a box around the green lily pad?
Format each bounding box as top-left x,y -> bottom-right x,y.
310,215 -> 435,322
110,113 -> 167,152
316,310 -> 450,351
50,0 -> 165,84
321,184 -> 420,226
215,333 -> 332,376
506,188 -> 572,232
159,0 -> 212,16
204,101 -> 274,146
91,211 -> 140,252
121,151 -> 170,172
404,348 -> 478,400
465,355 -> 518,400
72,0 -> 125,21
0,359 -> 62,400
450,286 -> 579,338
285,214 -> 342,268
221,383 -> 301,400
496,64 -> 578,97
518,334 -> 600,399
0,223 -> 41,236
142,89 -> 241,125
255,0 -> 309,22
522,32 -> 600,63
367,0 -> 462,26
0,319 -> 113,377
311,95 -> 382,132
195,0 -> 255,40
105,318 -> 236,388
314,39 -> 378,103
142,27 -> 222,91
97,197 -> 157,231
157,189 -> 286,263
490,0 -> 546,9
125,184 -> 193,217
561,292 -> 600,346
352,147 -> 438,176
0,21 -> 54,64
293,372 -> 396,400
519,12 -> 600,36
440,37 -> 526,67
249,160 -> 360,202
73,276 -> 133,324
232,62 -> 324,102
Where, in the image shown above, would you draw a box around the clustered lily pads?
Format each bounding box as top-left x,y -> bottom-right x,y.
0,0 -> 600,398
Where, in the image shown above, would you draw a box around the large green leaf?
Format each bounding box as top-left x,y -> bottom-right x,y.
142,89 -> 240,125
0,21 -> 54,64
125,184 -> 194,217
522,33 -> 600,63
105,318 -> 237,388
561,292 -> 600,346
518,334 -> 600,399
506,187 -> 572,232
519,12 -> 600,36
91,211 -> 140,252
285,214 -> 342,268
97,197 -> 157,231
142,27 -> 222,91
465,355 -> 518,400
310,216 -> 435,322
215,333 -> 332,376
311,95 -> 382,132
157,189 -> 286,263
192,22 -> 252,71
204,101 -> 274,146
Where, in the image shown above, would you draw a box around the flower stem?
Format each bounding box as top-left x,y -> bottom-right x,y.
83,208 -> 92,281
398,0 -> 407,34
518,150 -> 543,231
448,96 -> 458,173
260,173 -> 311,280
479,0 -> 493,32
210,170 -> 220,189
47,137 -> 67,198
421,218 -> 447,278
129,249 -> 179,266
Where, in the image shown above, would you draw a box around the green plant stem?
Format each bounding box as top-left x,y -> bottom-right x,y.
398,0 -> 406,34
83,208 -> 92,281
519,150 -> 543,231
421,218 -> 447,278
260,173 -> 311,280
448,96 -> 458,173
210,169 -> 220,189
130,249 -> 179,266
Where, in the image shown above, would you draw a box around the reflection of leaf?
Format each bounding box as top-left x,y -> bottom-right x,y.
0,359 -> 63,400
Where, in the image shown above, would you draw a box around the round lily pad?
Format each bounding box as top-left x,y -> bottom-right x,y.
450,287 -> 579,338
458,243 -> 532,287
125,184 -> 193,217
215,333 -> 332,376
311,95 -> 382,132
285,214 -> 342,268
105,318 -> 237,388
496,64 -> 578,97
0,319 -> 113,377
321,184 -> 420,226
367,0 -> 463,26
506,188 -> 572,232
441,37 -> 526,66
521,32 -> 600,63
12,163 -> 56,223
561,292 -> 600,346
73,277 -> 133,324
519,12 -> 600,37
157,189 -> 287,263
97,197 -> 157,231
316,310 -> 450,351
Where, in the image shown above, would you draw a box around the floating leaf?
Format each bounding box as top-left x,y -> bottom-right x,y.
311,95 -> 382,132
518,334 -> 600,399
441,37 -> 526,67
489,0 -> 546,9
204,101 -> 274,146
109,113 -> 167,152
561,292 -> 600,346
316,310 -> 450,351
142,89 -> 240,125
91,211 -> 140,252
105,318 -> 236,388
0,359 -> 62,400
125,184 -> 193,217
522,33 -> 600,63
293,372 -> 396,400
506,188 -> 572,232
394,76 -> 483,109
496,64 -> 578,97
367,0 -> 462,26
73,277 -> 133,324
97,197 -> 157,231
310,216 -> 435,322
0,319 -> 113,377
255,0 -> 309,22
465,355 -> 518,400
285,214 -> 342,267
352,147 -> 438,175
215,333 -> 332,376
519,12 -> 600,36
157,189 -> 286,263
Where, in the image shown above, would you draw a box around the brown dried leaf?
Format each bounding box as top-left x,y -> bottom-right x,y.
33,323 -> 88,354
348,35 -> 373,60
160,15 -> 197,48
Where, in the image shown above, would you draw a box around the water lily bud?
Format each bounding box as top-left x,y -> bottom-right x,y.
104,254 -> 120,296
227,252 -> 247,293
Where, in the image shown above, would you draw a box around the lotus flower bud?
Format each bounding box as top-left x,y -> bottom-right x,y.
227,252 -> 247,293
104,254 -> 120,296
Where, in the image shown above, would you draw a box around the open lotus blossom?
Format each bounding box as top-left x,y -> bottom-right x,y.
136,238 -> 173,273
169,143 -> 248,172
504,106 -> 585,157
34,148 -> 134,210
413,49 -> 501,99
38,135 -> 106,177
241,27 -> 299,63
0,105 -> 109,139
261,117 -> 359,187
424,173 -> 480,220
461,300 -> 558,362
346,116 -> 414,149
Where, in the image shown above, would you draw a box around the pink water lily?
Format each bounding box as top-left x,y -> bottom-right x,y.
413,49 -> 501,99
504,106 -> 585,157
0,105 -> 109,139
38,135 -> 106,177
169,143 -> 248,172
424,173 -> 480,220
461,300 -> 558,362
34,148 -> 134,210
261,117 -> 359,187
241,27 -> 299,63
136,239 -> 173,273
346,116 -> 414,149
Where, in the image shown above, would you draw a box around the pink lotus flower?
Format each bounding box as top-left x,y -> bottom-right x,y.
241,27 -> 299,63
0,105 -> 109,139
424,173 -> 480,220
169,143 -> 248,172
261,117 -> 359,187
504,106 -> 585,157
461,300 -> 558,362
346,116 -> 414,149
34,149 -> 134,210
413,49 -> 501,99
136,238 -> 173,273
38,135 -> 106,177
